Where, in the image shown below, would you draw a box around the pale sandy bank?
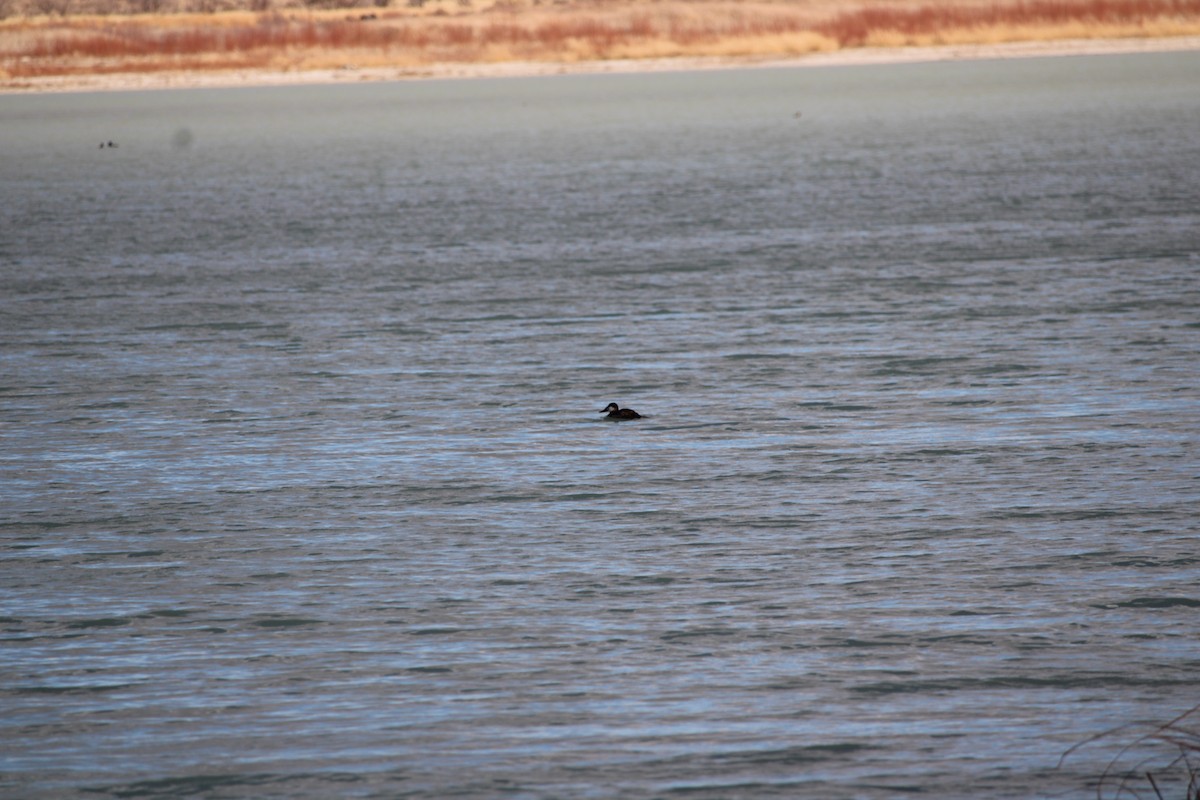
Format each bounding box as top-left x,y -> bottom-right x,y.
3,35 -> 1198,94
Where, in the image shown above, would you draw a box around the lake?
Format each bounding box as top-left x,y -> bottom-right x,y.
2,50 -> 1199,799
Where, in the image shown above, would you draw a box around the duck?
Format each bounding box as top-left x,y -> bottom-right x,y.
600,402 -> 641,420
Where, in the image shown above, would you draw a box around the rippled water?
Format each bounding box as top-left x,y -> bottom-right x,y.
3,51 -> 1199,799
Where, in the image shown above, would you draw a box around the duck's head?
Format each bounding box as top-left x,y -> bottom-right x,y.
600,402 -> 620,414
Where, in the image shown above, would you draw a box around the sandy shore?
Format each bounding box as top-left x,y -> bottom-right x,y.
3,34 -> 1198,94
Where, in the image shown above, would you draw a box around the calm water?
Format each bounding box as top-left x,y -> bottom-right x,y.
2,51 -> 1199,799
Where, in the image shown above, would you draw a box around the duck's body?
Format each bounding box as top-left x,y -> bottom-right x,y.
600,402 -> 641,420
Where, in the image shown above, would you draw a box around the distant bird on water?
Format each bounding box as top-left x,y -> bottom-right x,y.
600,402 -> 641,420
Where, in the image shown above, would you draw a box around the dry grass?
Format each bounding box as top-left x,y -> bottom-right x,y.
815,0 -> 1200,46
1061,703 -> 1200,800
3,0 -> 1200,79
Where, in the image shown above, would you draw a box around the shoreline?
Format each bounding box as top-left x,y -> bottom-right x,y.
3,34 -> 1198,94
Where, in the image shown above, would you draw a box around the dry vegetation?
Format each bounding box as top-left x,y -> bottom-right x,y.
3,0 -> 1200,80
1061,703 -> 1200,800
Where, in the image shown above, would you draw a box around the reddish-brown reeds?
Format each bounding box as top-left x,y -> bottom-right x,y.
817,0 -> 1200,46
3,0 -> 1200,80
1,5 -> 834,76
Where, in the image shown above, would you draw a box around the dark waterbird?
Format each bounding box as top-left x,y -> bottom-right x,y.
600,402 -> 641,420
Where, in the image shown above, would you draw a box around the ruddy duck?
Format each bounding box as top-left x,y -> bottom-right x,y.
600,402 -> 641,420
